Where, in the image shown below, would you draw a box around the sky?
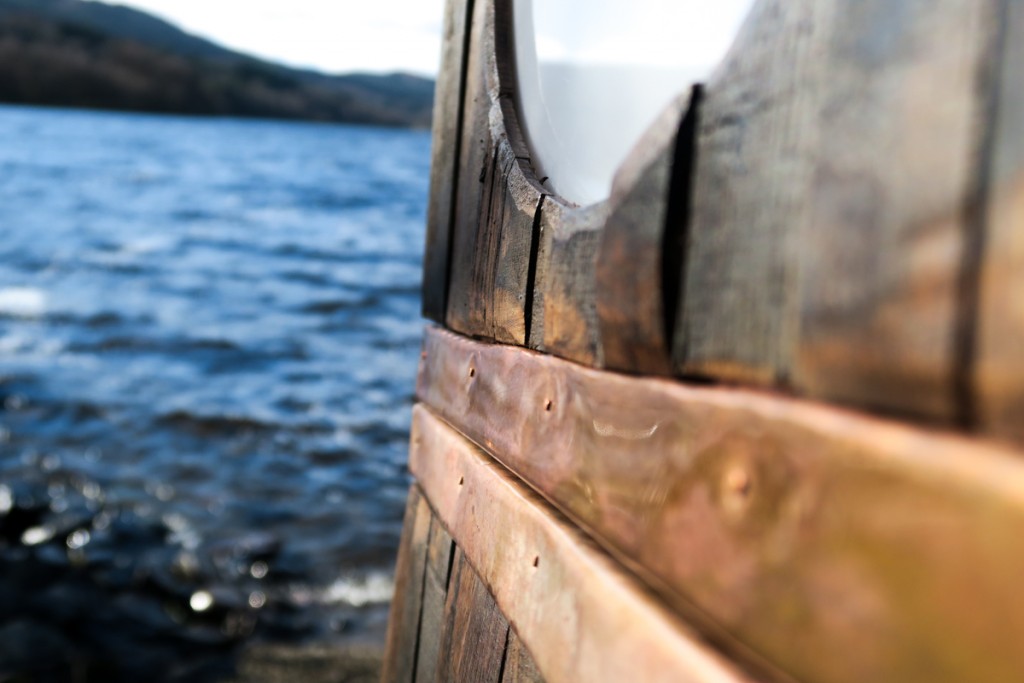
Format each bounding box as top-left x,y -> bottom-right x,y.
115,0 -> 447,76
113,1 -> 754,79
531,0 -> 754,70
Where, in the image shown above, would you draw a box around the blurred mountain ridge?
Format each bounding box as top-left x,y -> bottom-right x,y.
0,0 -> 436,127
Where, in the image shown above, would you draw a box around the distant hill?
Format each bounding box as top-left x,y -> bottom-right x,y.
0,0 -> 435,127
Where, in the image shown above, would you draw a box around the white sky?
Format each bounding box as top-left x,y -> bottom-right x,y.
532,0 -> 754,70
113,0 -> 447,76
110,1 -> 754,79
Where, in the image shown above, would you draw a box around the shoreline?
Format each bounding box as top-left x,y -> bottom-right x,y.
229,643 -> 383,683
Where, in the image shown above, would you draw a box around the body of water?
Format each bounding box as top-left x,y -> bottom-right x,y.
0,104 -> 429,681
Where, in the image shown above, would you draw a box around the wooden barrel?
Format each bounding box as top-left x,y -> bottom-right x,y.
383,0 -> 1024,681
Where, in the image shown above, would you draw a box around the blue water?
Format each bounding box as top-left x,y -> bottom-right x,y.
0,104 -> 429,679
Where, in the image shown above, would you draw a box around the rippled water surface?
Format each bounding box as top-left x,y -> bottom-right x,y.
0,104 -> 429,680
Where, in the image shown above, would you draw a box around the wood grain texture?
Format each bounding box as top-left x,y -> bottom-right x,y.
485,0 -> 548,347
444,0 -> 545,345
418,325 -> 1024,683
438,0 -> 705,368
444,0 -> 494,338
410,405 -> 756,683
414,515 -> 455,683
597,90 -> 698,375
976,0 -> 1024,441
500,630 -> 544,683
434,548 -> 510,683
381,486 -> 432,683
422,0 -> 473,323
796,0 -> 998,420
675,0 -> 822,386
538,200 -> 609,366
489,136 -> 545,345
674,0 -> 998,423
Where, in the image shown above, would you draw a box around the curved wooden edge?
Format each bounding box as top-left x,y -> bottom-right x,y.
409,405 -> 758,683
444,0 -> 547,346
417,325 -> 1024,683
596,87 -> 701,375
436,0 -> 700,373
429,0 -> 1024,446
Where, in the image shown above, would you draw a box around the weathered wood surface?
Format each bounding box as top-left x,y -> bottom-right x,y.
381,486 -> 432,683
440,0 -> 696,371
673,0 -> 1000,422
484,0 -> 546,345
410,1 -> 1024,681
596,89 -> 700,376
488,138 -> 545,344
536,200 -> 609,366
500,630 -> 544,683
977,0 -> 1024,442
431,0 -> 1024,441
444,0 -> 546,345
421,0 -> 473,322
433,0 -> 1020,434
795,0 -> 999,421
380,487 -> 545,683
410,405 -> 758,683
674,0 -> 819,386
418,325 -> 1024,683
435,0 -> 671,369
444,0 -> 495,338
414,515 -> 455,683
434,548 -> 510,683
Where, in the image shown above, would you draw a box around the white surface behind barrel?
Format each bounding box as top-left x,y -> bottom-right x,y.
513,0 -> 755,205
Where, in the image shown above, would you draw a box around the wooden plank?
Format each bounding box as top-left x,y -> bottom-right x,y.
484,0 -> 547,346
796,0 -> 997,420
596,89 -> 699,375
444,0 -> 545,345
445,0 -> 494,338
381,486 -> 432,683
674,0 -> 822,386
674,0 -> 997,422
500,630 -> 545,683
414,514 -> 456,683
434,547 -> 510,683
422,0 -> 473,322
490,136 -> 545,345
410,405 -> 758,683
418,325 -> 1024,683
976,0 -> 1024,441
538,200 -> 609,366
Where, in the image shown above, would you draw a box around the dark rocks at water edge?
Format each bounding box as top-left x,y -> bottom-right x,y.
0,0 -> 435,127
0,479 -> 388,682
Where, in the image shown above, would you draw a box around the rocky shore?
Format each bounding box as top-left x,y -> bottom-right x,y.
0,476 -> 390,682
